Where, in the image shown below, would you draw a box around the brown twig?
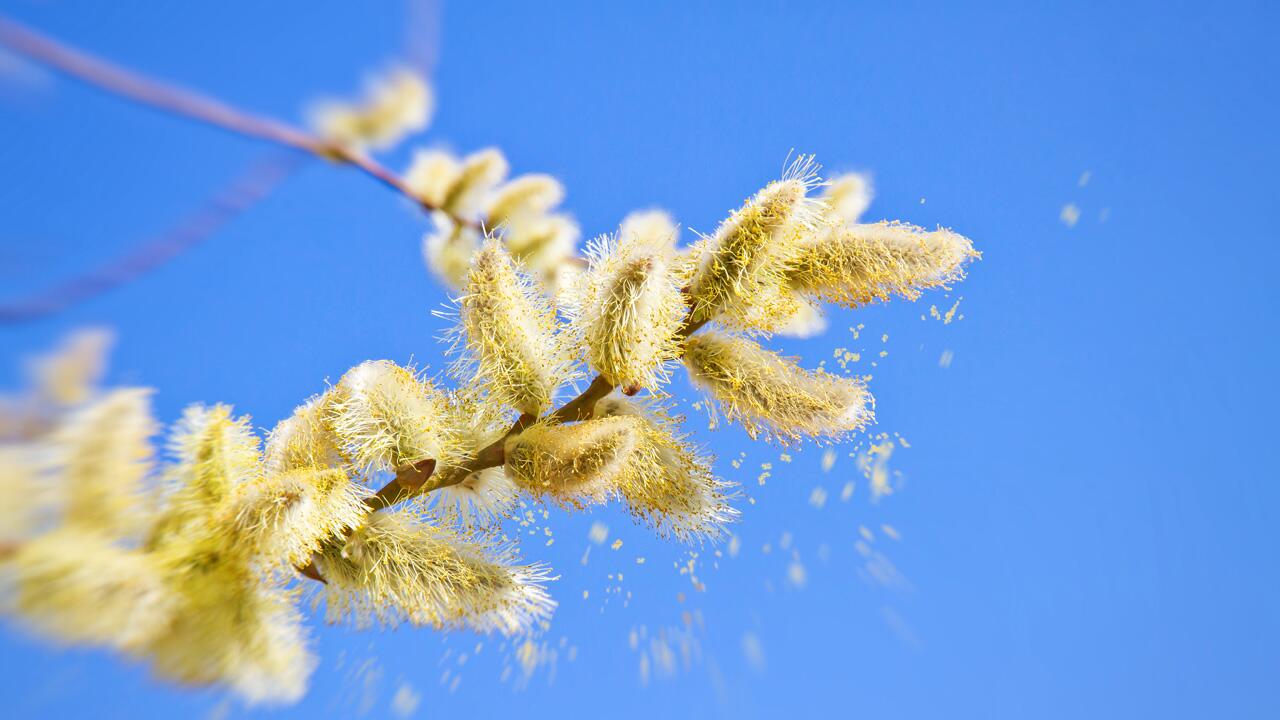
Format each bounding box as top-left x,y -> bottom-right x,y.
0,151 -> 304,324
295,261 -> 710,585
0,16 -> 481,231
360,314 -> 713,515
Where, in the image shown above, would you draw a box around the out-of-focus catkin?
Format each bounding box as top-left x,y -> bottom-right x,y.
147,555 -> 313,705
486,174 -> 564,229
404,148 -> 508,218
580,233 -> 684,391
822,172 -> 874,224
458,241 -> 569,415
618,209 -> 679,250
149,404 -> 262,546
28,327 -> 113,407
12,529 -> 172,653
311,69 -> 432,151
505,214 -> 580,276
53,388 -> 155,536
788,221 -> 978,307
423,215 -> 482,290
683,332 -> 873,443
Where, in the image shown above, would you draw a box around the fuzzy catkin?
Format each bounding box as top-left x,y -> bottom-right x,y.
148,404 -> 263,548
12,528 -> 172,653
683,331 -> 873,444
486,174 -> 564,229
311,68 -> 431,151
147,549 -> 313,705
264,393 -> 346,474
503,416 -> 642,506
593,396 -> 738,541
788,221 -> 977,307
580,233 -> 685,391
317,509 -> 553,635
442,148 -> 509,217
224,467 -> 369,567
822,172 -> 874,224
685,161 -> 821,331
430,390 -> 519,526
329,360 -> 460,473
617,209 -> 679,249
459,240 -> 568,415
53,387 -> 156,535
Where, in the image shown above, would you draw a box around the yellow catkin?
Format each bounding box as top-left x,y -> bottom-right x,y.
593,396 -> 738,541
775,301 -> 828,339
458,240 -> 569,415
503,416 -> 642,507
149,404 -> 263,546
444,148 -> 509,217
788,221 -> 978,308
28,327 -> 113,407
422,214 -> 483,290
12,528 -> 172,653
311,68 -> 432,151
617,209 -> 679,250
223,467 -> 369,567
683,332 -> 873,444
822,172 -> 874,224
685,159 -> 821,331
403,149 -> 461,207
53,387 -> 156,536
505,213 -> 580,275
0,446 -> 45,542
147,548 -> 313,705
580,233 -> 685,391
263,393 -> 346,474
329,360 -> 461,473
430,389 -> 518,526
486,174 -> 565,229
316,509 -> 553,634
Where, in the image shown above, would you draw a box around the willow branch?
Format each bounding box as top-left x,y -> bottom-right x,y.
0,16 -> 481,231
0,151 -> 304,324
365,315 -> 713,510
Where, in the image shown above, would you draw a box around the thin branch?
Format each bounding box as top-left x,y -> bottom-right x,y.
0,151 -> 304,324
0,16 -> 481,231
0,15 -> 712,583
363,316 -> 714,513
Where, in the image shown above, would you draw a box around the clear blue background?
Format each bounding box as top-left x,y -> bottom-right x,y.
1,1 -> 1277,718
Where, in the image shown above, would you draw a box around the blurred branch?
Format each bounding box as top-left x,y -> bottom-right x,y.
0,151 -> 304,324
0,16 -> 481,230
0,17 -> 318,152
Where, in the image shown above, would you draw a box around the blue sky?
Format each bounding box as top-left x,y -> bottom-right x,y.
1,1 -> 1278,718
